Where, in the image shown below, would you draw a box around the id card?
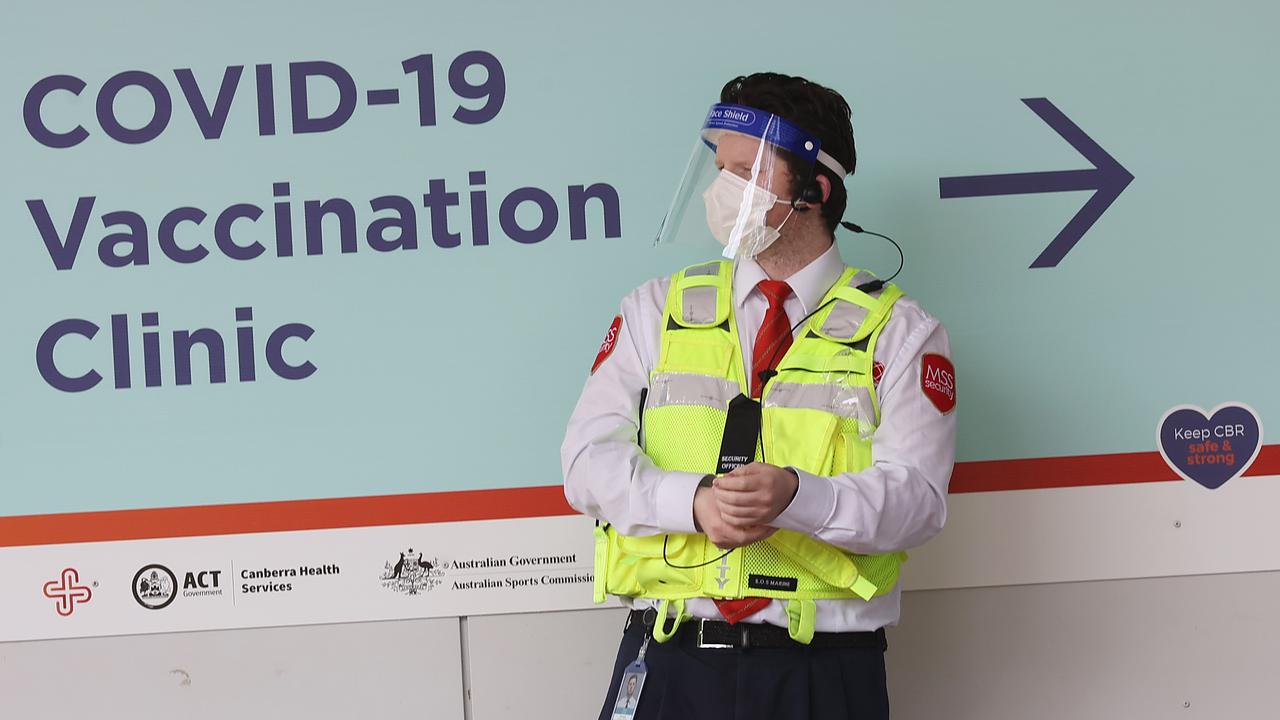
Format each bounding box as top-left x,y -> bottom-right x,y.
610,662 -> 647,719
610,633 -> 650,719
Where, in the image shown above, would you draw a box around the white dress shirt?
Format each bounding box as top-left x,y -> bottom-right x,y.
561,243 -> 956,632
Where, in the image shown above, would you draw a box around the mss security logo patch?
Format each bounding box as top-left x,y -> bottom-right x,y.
591,315 -> 622,375
921,354 -> 956,415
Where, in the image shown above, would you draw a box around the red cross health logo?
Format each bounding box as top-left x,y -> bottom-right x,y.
43,567 -> 94,617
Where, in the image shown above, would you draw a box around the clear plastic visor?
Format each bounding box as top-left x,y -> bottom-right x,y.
655,103 -> 826,259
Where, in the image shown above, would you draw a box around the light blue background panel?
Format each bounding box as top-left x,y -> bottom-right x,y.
1,1 -> 1275,516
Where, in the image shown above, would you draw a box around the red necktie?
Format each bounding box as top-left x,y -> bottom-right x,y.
750,280 -> 794,398
713,279 -> 793,624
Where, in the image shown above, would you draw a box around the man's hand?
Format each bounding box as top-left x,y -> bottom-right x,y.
713,462 -> 799,528
693,486 -> 776,549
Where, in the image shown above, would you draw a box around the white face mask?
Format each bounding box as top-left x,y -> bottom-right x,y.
702,169 -> 795,259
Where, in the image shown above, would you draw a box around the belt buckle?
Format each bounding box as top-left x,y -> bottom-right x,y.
696,618 -> 734,649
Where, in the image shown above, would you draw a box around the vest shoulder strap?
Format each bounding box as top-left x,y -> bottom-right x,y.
807,268 -> 904,345
781,267 -> 906,424
656,260 -> 741,382
665,260 -> 733,329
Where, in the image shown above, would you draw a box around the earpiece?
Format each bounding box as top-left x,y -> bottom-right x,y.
790,166 -> 826,210
800,182 -> 824,205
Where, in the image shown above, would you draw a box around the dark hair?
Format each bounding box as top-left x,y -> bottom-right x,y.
720,72 -> 856,233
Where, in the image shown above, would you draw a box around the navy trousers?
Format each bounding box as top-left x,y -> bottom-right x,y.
596,615 -> 891,720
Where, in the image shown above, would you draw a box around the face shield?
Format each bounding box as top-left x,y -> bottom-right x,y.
655,103 -> 849,259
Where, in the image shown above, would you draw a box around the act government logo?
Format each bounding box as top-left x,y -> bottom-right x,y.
133,563 -> 226,609
133,564 -> 178,609
380,547 -> 444,595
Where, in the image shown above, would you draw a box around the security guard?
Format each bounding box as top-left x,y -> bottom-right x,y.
562,73 -> 956,720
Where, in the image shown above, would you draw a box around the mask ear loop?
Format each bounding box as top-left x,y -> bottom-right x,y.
789,162 -> 820,212
772,204 -> 797,234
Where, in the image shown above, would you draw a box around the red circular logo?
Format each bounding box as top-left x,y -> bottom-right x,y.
591,316 -> 623,375
920,354 -> 956,415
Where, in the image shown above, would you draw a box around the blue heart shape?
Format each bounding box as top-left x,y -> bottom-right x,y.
1158,404 -> 1263,489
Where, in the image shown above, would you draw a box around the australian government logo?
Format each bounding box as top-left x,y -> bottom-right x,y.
379,548 -> 593,594
450,553 -> 592,591
380,548 -> 444,595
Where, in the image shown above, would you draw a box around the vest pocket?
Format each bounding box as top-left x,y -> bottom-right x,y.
609,532 -> 704,597
834,415 -> 872,474
763,406 -> 839,475
616,532 -> 685,558
642,405 -> 728,474
663,336 -> 734,376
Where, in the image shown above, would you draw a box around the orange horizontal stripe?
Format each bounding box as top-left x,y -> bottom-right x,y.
2,445 -> 1276,548
0,486 -> 578,548
950,444 -> 1280,493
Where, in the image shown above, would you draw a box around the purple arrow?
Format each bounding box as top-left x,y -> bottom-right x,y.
939,98 -> 1133,268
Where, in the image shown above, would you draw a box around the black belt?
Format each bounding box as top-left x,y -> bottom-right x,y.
626,609 -> 887,651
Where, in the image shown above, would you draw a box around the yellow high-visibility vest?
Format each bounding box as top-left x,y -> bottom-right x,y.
592,260 -> 908,643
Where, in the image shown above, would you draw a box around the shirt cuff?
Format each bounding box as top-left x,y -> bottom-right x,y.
654,471 -> 705,534
773,468 -> 835,535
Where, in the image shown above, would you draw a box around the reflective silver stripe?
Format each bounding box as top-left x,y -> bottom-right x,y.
647,373 -> 740,410
846,271 -> 884,298
682,285 -> 718,325
847,271 -> 877,289
764,382 -> 875,422
685,262 -> 721,277
818,301 -> 869,340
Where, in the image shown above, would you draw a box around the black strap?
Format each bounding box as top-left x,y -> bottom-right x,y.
627,610 -> 886,650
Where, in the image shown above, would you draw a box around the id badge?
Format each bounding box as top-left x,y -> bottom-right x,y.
610,634 -> 650,719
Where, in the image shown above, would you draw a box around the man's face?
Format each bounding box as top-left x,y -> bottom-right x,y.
626,675 -> 638,695
713,131 -> 798,231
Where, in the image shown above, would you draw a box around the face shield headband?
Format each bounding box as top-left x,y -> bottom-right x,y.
700,103 -> 849,179
655,103 -> 850,259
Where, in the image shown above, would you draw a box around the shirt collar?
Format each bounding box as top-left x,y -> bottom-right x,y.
733,242 -> 845,317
